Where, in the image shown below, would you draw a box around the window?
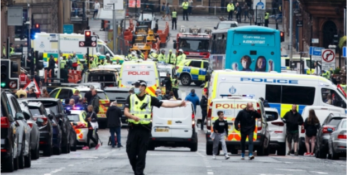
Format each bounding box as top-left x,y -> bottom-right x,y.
265,85 -> 281,103
29,108 -> 41,116
340,120 -> 347,128
203,62 -> 209,69
88,74 -> 116,82
67,114 -> 80,122
281,86 -> 315,105
321,88 -> 347,108
328,118 -> 342,126
41,101 -> 59,114
97,45 -> 106,54
11,97 -> 22,114
50,89 -> 60,98
80,91 -> 107,99
179,39 -> 209,52
57,89 -> 73,100
189,61 -> 201,68
104,90 -> 129,101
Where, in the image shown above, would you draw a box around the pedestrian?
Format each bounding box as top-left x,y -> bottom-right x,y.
91,89 -> 100,114
107,101 -> 123,148
28,88 -> 37,98
71,90 -> 82,104
161,3 -> 166,20
185,89 -> 200,114
84,86 -> 94,105
242,2 -> 249,22
264,12 -> 269,27
72,0 -> 78,17
182,0 -> 189,21
41,89 -> 50,98
259,97 -> 270,107
124,80 -> 186,175
166,3 -> 171,20
234,102 -> 261,160
83,105 -> 100,150
156,89 -> 163,100
212,111 -> 230,160
200,91 -> 208,130
304,109 -> 320,156
16,85 -> 27,98
71,52 -> 78,70
227,1 -> 234,20
93,0 -> 100,19
172,75 -> 179,99
157,49 -> 166,62
48,55 -> 55,79
188,0 -> 193,15
171,9 -> 178,30
66,55 -> 73,70
282,104 -> 304,156
161,72 -> 172,92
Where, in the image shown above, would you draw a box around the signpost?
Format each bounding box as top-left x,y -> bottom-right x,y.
104,0 -> 123,10
321,49 -> 336,71
343,46 -> 347,57
312,38 -> 319,44
309,46 -> 324,61
7,6 -> 23,26
63,24 -> 74,34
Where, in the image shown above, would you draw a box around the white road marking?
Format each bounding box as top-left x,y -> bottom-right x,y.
310,171 -> 328,174
275,168 -> 305,172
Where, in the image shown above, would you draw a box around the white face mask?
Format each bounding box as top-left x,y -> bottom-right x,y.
134,88 -> 140,95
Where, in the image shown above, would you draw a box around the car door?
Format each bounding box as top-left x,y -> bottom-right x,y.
188,61 -> 202,80
152,106 -> 173,138
170,103 -> 193,139
57,89 -> 73,103
49,89 -> 61,98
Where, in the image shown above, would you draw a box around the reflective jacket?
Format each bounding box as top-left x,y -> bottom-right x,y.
128,94 -> 152,125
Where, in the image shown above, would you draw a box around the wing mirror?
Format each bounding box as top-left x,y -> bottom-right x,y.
15,112 -> 25,120
24,113 -> 31,120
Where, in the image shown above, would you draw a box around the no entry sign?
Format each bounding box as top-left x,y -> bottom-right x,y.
321,49 -> 336,71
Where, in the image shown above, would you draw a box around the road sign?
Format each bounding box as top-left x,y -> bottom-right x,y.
343,46 -> 347,57
9,80 -> 17,89
309,46 -> 324,60
312,38 -> 319,44
321,49 -> 336,71
91,36 -> 97,42
63,24 -> 74,34
91,41 -> 96,47
7,6 -> 23,26
104,0 -> 124,10
79,41 -> 85,47
128,0 -> 141,8
24,80 -> 41,96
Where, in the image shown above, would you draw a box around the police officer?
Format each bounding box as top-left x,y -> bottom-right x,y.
130,52 -> 138,61
227,1 -> 235,20
127,51 -> 133,60
340,80 -> 347,93
176,49 -> 186,65
166,50 -> 176,64
264,12 -> 269,27
182,0 -> 189,21
322,70 -> 330,79
157,50 -> 166,63
172,9 -> 177,30
172,75 -> 179,99
124,80 -> 186,175
150,49 -> 158,60
9,43 -> 15,56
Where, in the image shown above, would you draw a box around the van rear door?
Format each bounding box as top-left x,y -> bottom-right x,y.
120,64 -> 158,88
152,106 -> 173,138
170,103 -> 193,139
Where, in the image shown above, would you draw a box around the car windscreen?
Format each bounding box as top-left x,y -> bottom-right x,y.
40,101 -> 58,114
179,39 -> 209,52
87,73 -> 116,82
67,114 -> 80,122
105,90 -> 129,101
29,108 -> 42,116
218,23 -> 238,29
80,91 -> 107,99
265,111 -> 278,120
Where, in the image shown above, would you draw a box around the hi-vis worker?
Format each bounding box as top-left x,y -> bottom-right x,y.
166,50 -> 176,64
264,12 -> 269,27
9,43 -> 14,56
172,75 -> 179,99
124,80 -> 186,175
171,9 -> 177,30
60,56 -> 67,69
227,1 -> 235,20
127,51 -> 133,60
176,49 -> 186,65
340,81 -> 347,93
322,70 -> 330,79
182,0 -> 189,21
150,49 -> 158,59
157,50 -> 166,63
130,52 -> 138,61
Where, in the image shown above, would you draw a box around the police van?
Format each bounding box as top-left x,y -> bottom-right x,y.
207,70 -> 347,118
206,95 -> 277,156
119,60 -> 160,96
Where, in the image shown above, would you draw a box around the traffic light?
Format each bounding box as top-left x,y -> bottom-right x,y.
333,34 -> 339,45
30,23 -> 41,40
35,51 -> 44,70
84,30 -> 92,46
280,31 -> 285,42
1,60 -> 9,88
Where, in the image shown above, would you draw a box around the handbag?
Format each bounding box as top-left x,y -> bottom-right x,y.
89,112 -> 99,129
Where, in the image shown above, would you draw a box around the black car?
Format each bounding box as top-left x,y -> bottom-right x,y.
26,98 -> 76,152
104,87 -> 130,126
19,101 -> 41,160
45,108 -> 63,155
20,100 -> 54,157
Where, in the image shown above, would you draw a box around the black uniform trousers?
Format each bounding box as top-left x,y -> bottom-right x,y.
173,88 -> 179,99
126,124 -> 151,175
201,109 -> 207,130
172,18 -> 177,30
228,11 -> 233,20
183,9 -> 188,20
264,19 -> 269,27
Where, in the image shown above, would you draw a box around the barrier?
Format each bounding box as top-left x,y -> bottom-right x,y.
68,69 -> 82,83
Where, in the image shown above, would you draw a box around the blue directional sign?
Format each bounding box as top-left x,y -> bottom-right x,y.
309,46 -> 324,56
63,24 -> 74,34
343,46 -> 347,57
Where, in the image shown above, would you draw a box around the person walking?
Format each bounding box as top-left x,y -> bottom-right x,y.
304,109 -> 320,156
71,52 -> 78,70
106,101 -> 123,148
212,111 -> 230,160
282,104 -> 304,156
48,55 -> 56,79
264,12 -> 269,27
172,75 -> 179,99
182,0 -> 189,21
242,2 -> 249,22
93,0 -> 100,19
84,86 -> 94,105
171,9 -> 178,30
235,2 -> 241,22
234,102 -> 261,160
185,89 -> 200,114
227,1 -> 234,20
188,0 -> 193,15
200,91 -> 208,130
83,105 -> 100,150
124,80 -> 186,175
165,3 -> 171,20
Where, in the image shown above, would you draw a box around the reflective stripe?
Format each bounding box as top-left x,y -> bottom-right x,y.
128,94 -> 152,124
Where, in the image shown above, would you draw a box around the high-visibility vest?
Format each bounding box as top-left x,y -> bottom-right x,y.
140,53 -> 145,59
128,94 -> 152,125
127,54 -> 133,60
172,11 -> 177,18
151,53 -> 158,59
322,71 -> 330,79
172,79 -> 179,89
10,47 -> 14,55
158,54 -> 165,62
2,47 -> 6,56
306,69 -> 315,75
60,59 -> 66,69
340,84 -> 347,93
182,2 -> 189,10
265,12 -> 269,20
166,53 -> 175,64
176,54 -> 186,65
227,4 -> 234,12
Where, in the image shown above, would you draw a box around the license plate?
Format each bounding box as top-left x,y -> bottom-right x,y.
167,120 -> 172,125
117,104 -> 123,107
155,128 -> 169,132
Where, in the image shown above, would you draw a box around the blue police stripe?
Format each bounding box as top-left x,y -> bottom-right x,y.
183,67 -> 191,73
298,105 -> 306,115
199,69 -> 206,75
192,74 -> 199,80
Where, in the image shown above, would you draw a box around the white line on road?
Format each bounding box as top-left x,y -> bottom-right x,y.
310,171 -> 328,174
275,168 -> 306,172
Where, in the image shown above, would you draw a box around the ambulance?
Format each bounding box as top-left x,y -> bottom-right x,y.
207,70 -> 347,119
281,56 -> 315,74
119,60 -> 160,96
206,95 -> 277,156
32,32 -> 125,76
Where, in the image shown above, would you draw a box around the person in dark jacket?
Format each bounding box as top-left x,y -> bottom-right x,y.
91,89 -> 100,114
282,104 -> 304,156
185,89 -> 200,113
304,109 -> 320,156
234,102 -> 261,160
212,111 -> 230,160
48,55 -> 56,79
83,105 -> 100,150
106,101 -> 123,148
27,88 -> 37,98
259,97 -> 270,107
84,86 -> 94,105
71,90 -> 81,104
200,91 -> 208,130
161,72 -> 172,92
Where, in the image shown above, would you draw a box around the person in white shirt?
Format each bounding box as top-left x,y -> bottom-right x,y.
313,61 -> 322,76
93,0 -> 100,19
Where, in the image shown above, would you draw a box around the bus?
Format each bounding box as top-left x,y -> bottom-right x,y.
208,28 -> 229,71
226,26 -> 281,72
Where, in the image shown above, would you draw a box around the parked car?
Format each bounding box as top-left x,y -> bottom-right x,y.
328,118 -> 347,159
24,98 -> 75,153
104,87 -> 129,126
266,108 -> 286,155
213,21 -> 238,30
45,108 -> 63,155
19,101 -> 40,160
1,90 -> 31,171
19,100 -> 54,157
315,113 -> 347,158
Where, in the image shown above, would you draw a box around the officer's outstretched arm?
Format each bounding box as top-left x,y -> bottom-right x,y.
161,100 -> 186,108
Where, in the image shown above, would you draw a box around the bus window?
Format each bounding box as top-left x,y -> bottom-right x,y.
321,88 -> 347,108
281,86 -> 315,105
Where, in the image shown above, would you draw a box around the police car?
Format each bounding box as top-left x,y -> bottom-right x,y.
176,59 -> 209,86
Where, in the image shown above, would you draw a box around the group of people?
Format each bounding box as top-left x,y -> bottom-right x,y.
157,73 -> 180,100
226,1 -> 250,22
148,49 -> 186,65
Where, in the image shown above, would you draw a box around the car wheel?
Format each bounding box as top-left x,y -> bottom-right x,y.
43,144 -> 52,157
263,145 -> 270,156
67,140 -> 71,153
190,143 -> 198,152
330,145 -> 339,160
298,141 -> 306,155
53,146 -> 62,155
180,74 -> 191,86
319,145 -> 327,159
3,149 -> 15,172
269,147 -> 276,154
24,146 -> 31,168
277,143 -> 286,156
206,142 -> 213,155
31,143 -> 40,160
70,139 -> 77,151
13,156 -> 19,170
230,148 -> 238,155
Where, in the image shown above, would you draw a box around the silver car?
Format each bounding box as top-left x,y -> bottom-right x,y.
328,119 -> 347,160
